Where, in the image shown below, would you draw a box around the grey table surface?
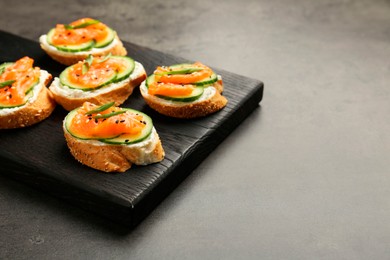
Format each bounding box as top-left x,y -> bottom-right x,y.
1,0 -> 389,259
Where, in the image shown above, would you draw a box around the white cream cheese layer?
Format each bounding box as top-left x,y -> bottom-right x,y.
0,70 -> 50,116
49,62 -> 145,99
39,34 -> 119,56
139,76 -> 222,107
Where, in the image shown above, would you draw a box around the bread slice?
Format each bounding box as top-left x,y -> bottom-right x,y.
49,62 -> 147,111
140,78 -> 228,119
0,70 -> 56,129
39,34 -> 127,66
64,126 -> 165,173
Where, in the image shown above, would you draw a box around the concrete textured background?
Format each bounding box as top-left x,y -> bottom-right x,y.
1,0 -> 390,259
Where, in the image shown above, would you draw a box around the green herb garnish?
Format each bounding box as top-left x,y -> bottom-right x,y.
156,68 -> 203,76
92,110 -> 126,119
82,54 -> 94,74
0,80 -> 15,89
85,102 -> 115,115
64,19 -> 100,30
98,53 -> 112,63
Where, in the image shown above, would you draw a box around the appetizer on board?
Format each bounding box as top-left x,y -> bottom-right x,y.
63,102 -> 165,172
40,18 -> 127,65
0,56 -> 55,129
140,62 -> 227,118
49,54 -> 147,111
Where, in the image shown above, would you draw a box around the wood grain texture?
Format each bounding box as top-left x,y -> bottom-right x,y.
0,30 -> 263,227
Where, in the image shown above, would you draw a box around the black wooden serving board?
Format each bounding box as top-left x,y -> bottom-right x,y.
0,30 -> 263,227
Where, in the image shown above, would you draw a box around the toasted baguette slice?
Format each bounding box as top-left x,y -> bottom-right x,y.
0,70 -> 56,129
64,124 -> 165,173
140,78 -> 228,119
39,34 -> 127,66
49,62 -> 147,111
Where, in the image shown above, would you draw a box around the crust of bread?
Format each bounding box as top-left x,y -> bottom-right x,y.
141,81 -> 228,119
49,70 -> 146,111
64,129 -> 165,173
0,73 -> 56,129
40,35 -> 127,66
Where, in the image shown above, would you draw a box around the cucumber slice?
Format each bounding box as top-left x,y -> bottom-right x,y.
65,107 -> 153,144
94,27 -> 115,48
100,109 -> 153,144
59,65 -> 117,91
156,86 -> 204,102
25,78 -> 40,95
64,109 -> 90,139
193,73 -> 218,86
47,28 -> 95,53
110,56 -> 135,82
54,41 -> 96,53
0,88 -> 34,109
145,74 -> 155,88
0,62 -> 13,75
